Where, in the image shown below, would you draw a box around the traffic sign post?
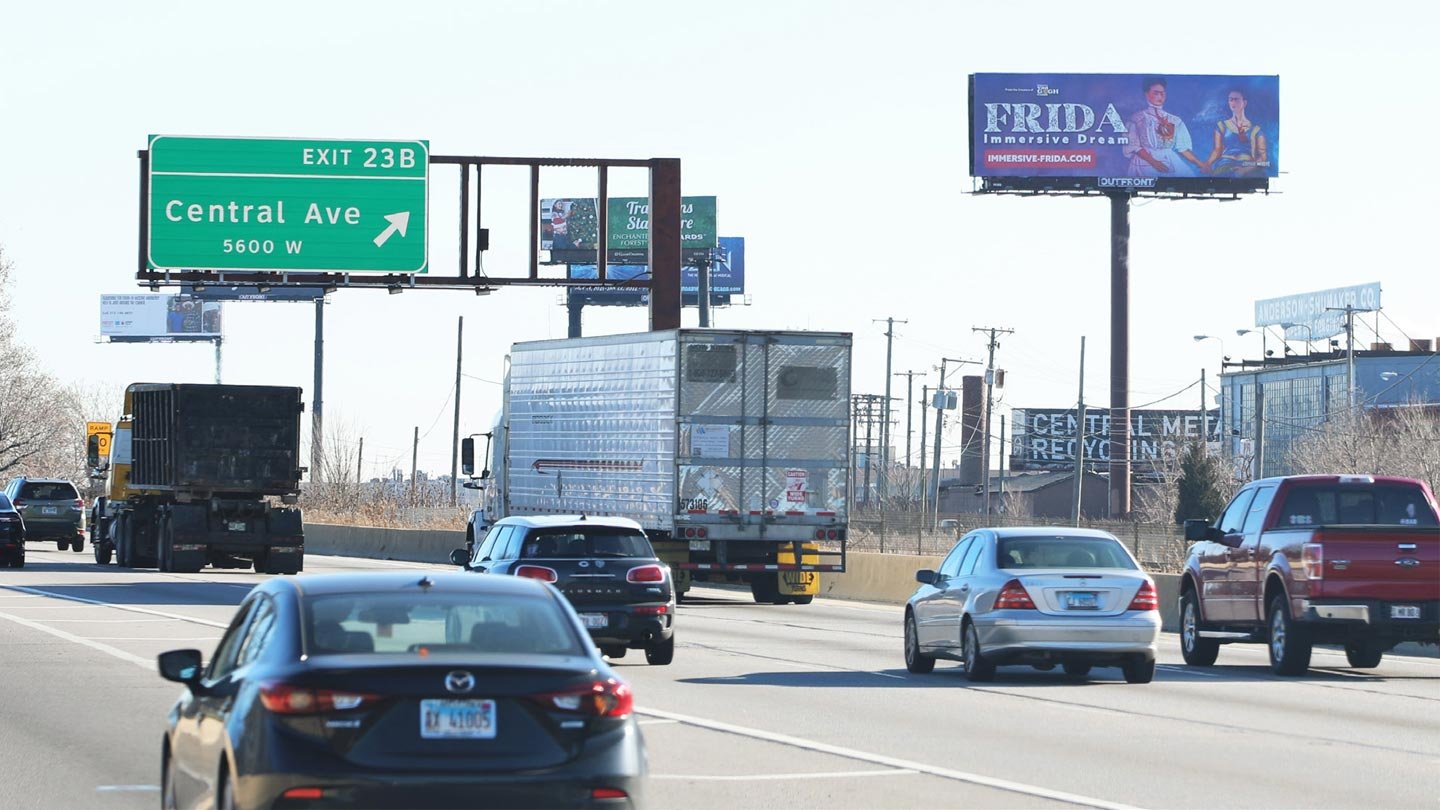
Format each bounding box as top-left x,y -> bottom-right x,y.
147,136 -> 428,274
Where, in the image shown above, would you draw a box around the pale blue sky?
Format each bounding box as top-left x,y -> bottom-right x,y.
3,1 -> 1436,477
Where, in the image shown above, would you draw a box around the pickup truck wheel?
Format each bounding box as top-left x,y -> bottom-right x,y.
71,535 -> 84,553
963,621 -> 995,682
1267,594 -> 1313,675
1344,642 -> 1384,669
94,543 -> 112,565
1179,589 -> 1220,666
1122,656 -> 1156,684
645,635 -> 675,665
1062,661 -> 1092,678
904,614 -> 935,674
601,645 -> 627,659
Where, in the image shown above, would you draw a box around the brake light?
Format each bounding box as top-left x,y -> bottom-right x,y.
281,788 -> 325,800
13,500 -> 25,508
259,683 -> 379,714
1127,580 -> 1159,611
535,678 -> 633,718
633,604 -> 669,615
626,564 -> 665,583
592,788 -> 629,800
515,565 -> 558,583
74,499 -> 84,509
1302,543 -> 1323,580
994,579 -> 1036,610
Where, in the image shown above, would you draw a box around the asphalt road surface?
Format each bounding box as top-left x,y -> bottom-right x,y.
1,546 -> 1437,809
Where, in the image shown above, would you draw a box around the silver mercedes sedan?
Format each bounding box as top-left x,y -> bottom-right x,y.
903,527 -> 1161,683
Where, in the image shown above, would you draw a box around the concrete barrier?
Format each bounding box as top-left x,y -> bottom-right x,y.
304,523 -> 464,566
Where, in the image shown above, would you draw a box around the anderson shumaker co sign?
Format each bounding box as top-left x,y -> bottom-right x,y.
1010,408 -> 1221,476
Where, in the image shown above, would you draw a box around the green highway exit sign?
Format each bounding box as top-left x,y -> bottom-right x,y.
147,136 -> 429,273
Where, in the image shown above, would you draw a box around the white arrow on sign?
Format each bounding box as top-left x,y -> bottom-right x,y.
373,211 -> 411,248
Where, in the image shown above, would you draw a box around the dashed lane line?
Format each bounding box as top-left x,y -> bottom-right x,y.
637,706 -> 1145,810
0,585 -> 229,628
652,769 -> 917,781
0,609 -> 152,669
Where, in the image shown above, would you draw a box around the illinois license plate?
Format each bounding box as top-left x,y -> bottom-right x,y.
42,507 -> 57,515
580,613 -> 608,629
1390,605 -> 1421,620
1065,592 -> 1099,609
420,699 -> 496,739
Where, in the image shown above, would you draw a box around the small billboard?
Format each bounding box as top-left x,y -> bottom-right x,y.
970,73 -> 1279,193
566,237 -> 745,307
541,196 -> 717,253
1254,282 -> 1381,341
100,294 -> 222,340
1009,407 -> 1221,479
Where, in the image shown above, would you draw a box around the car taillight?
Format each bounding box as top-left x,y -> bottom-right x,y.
591,787 -> 629,801
633,604 -> 669,615
626,564 -> 665,583
1127,580 -> 1159,611
13,500 -> 25,508
281,788 -> 326,800
74,499 -> 84,509
535,678 -> 633,718
515,565 -> 558,583
259,683 -> 379,715
1302,543 -> 1323,580
994,579 -> 1036,610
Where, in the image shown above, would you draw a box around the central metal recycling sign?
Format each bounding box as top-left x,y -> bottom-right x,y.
146,136 -> 429,273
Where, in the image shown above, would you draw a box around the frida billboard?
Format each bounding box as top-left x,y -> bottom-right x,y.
970,73 -> 1279,193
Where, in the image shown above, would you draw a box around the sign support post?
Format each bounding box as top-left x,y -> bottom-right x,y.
1109,192 -> 1131,520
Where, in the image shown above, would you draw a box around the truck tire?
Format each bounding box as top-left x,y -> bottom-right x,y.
94,542 -> 112,566
645,635 -> 675,666
56,539 -> 69,552
1344,642 -> 1384,669
1179,588 -> 1221,666
116,515 -> 136,568
157,516 -> 173,573
904,614 -> 935,674
601,645 -> 627,659
1267,594 -> 1313,676
71,535 -> 84,553
790,594 -> 814,605
750,574 -> 781,604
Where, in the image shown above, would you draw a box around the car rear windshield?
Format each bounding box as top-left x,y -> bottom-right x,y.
304,592 -> 587,657
19,482 -> 77,500
997,536 -> 1138,570
521,528 -> 654,559
1276,485 -> 1440,527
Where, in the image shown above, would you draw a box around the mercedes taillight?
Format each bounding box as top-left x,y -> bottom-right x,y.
994,579 -> 1036,610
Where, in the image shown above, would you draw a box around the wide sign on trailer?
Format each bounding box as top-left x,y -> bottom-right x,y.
146,136 -> 429,273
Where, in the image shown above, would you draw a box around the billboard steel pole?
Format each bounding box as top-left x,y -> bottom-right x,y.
648,158 -> 682,331
1108,192 -> 1131,519
312,297 -> 324,484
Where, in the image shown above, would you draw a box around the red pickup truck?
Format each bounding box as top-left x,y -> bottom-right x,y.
1180,474 -> 1439,675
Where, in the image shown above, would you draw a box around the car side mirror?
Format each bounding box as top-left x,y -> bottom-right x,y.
916,569 -> 938,585
1217,532 -> 1245,549
450,548 -> 470,567
158,649 -> 203,686
461,438 -> 475,477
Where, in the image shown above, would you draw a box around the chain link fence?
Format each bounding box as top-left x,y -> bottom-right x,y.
847,508 -> 1190,573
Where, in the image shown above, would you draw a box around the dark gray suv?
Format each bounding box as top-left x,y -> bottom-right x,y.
4,478 -> 84,552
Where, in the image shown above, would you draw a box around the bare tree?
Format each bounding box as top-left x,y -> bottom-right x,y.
1286,403 -> 1440,493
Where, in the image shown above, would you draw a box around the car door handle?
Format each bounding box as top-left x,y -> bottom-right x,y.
958,584 -> 970,592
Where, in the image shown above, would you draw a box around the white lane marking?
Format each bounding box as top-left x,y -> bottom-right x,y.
0,610 -> 151,670
653,769 -> 917,781
0,585 -> 228,628
637,706 -> 1145,810
1157,664 -> 1221,678
87,636 -> 220,641
38,618 -> 174,623
96,785 -> 160,792
637,719 -> 680,726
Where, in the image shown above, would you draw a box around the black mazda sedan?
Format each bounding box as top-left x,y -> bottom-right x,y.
157,571 -> 645,809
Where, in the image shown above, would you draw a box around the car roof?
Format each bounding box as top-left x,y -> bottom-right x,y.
275,571 -> 559,599
13,478 -> 73,485
987,526 -> 1122,541
493,514 -> 645,531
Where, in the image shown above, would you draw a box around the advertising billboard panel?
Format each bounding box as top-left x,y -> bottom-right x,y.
100,294 -> 222,340
541,196 -> 717,252
1254,282 -> 1381,341
181,284 -> 326,302
566,237 -> 745,307
1009,407 -> 1220,478
970,73 -> 1279,193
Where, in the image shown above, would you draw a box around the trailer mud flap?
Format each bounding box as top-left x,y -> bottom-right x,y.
777,543 -> 821,596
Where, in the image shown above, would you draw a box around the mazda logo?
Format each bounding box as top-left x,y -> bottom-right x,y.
445,671 -> 476,694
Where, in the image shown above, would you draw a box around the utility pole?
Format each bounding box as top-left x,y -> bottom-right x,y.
874,318 -> 906,501
698,249 -> 713,327
1073,336 -> 1086,526
998,415 -> 1007,512
918,385 -> 929,514
1326,305 -> 1372,410
451,316 -> 464,506
973,326 -> 1014,515
410,426 -> 419,503
1199,368 -> 1208,457
894,370 -> 923,468
356,437 -> 364,486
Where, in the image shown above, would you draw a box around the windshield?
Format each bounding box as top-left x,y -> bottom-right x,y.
521,528 -> 654,559
997,536 -> 1139,570
304,592 -> 586,656
1277,485 -> 1439,527
0,494 -> 12,510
